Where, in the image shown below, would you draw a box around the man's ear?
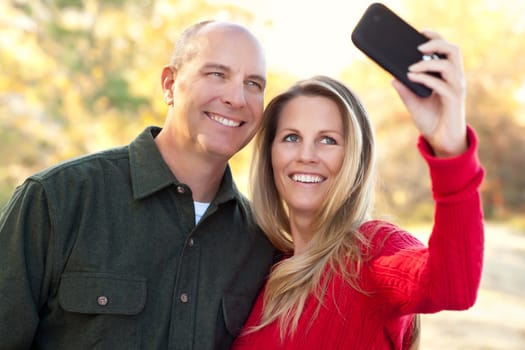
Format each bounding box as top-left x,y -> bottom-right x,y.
161,65 -> 176,106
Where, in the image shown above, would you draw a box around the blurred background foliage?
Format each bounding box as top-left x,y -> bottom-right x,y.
1,0 -> 524,225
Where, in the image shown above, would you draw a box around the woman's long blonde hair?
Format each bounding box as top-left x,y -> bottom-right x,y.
249,76 -> 377,340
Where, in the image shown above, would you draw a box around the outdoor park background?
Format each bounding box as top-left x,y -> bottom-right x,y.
1,0 -> 524,348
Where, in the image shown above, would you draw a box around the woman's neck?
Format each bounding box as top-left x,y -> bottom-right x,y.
289,213 -> 315,255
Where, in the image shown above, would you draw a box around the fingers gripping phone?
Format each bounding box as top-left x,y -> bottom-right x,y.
351,3 -> 442,98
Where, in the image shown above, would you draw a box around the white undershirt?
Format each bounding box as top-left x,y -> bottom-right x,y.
194,201 -> 211,224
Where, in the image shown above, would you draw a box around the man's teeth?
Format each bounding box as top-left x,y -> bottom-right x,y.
291,174 -> 324,183
209,113 -> 241,127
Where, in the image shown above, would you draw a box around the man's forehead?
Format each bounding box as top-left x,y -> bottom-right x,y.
199,21 -> 254,37
193,32 -> 266,72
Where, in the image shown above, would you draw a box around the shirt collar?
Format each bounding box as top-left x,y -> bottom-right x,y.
129,126 -> 242,205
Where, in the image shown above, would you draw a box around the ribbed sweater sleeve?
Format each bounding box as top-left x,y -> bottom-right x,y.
367,126 -> 485,315
420,126 -> 485,312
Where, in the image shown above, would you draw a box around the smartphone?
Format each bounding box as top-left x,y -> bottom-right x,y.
351,3 -> 441,98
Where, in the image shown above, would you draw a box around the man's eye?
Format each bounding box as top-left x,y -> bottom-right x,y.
246,80 -> 263,91
208,72 -> 224,78
283,134 -> 299,142
320,136 -> 337,145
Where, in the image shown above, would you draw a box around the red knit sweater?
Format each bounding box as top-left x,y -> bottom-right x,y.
232,127 -> 485,350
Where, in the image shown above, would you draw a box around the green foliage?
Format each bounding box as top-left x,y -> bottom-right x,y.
54,0 -> 87,9
88,73 -> 151,111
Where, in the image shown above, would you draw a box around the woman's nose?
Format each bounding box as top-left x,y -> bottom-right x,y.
297,142 -> 319,163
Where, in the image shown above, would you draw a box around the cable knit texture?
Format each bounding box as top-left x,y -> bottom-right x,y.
232,126 -> 484,350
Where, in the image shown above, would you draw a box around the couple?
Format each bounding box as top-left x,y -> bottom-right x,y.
0,20 -> 484,349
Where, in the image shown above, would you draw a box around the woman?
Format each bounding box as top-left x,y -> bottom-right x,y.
232,31 -> 484,349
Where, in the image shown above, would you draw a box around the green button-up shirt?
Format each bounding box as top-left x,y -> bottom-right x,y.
0,127 -> 276,350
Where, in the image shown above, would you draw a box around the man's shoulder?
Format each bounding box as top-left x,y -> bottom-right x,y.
30,144 -> 130,184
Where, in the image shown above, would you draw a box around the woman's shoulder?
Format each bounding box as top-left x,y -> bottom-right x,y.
358,220 -> 425,257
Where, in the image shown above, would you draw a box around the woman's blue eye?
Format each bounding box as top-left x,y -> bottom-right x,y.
321,136 -> 337,145
283,134 -> 299,142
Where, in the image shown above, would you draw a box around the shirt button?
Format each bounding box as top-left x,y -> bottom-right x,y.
97,296 -> 109,306
188,238 -> 194,247
176,186 -> 186,194
180,293 -> 189,303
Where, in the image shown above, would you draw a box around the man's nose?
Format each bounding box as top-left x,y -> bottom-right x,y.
222,80 -> 246,109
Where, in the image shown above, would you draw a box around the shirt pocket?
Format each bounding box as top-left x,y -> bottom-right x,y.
221,293 -> 255,338
57,272 -> 147,349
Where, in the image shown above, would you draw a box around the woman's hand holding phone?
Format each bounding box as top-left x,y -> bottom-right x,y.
352,3 -> 467,157
393,30 -> 467,158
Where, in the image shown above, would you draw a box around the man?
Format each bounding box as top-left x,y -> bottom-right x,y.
0,21 -> 276,349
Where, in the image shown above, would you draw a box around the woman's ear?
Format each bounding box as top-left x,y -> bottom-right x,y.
161,66 -> 176,106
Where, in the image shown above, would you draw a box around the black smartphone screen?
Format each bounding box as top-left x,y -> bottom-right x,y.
351,3 -> 436,97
